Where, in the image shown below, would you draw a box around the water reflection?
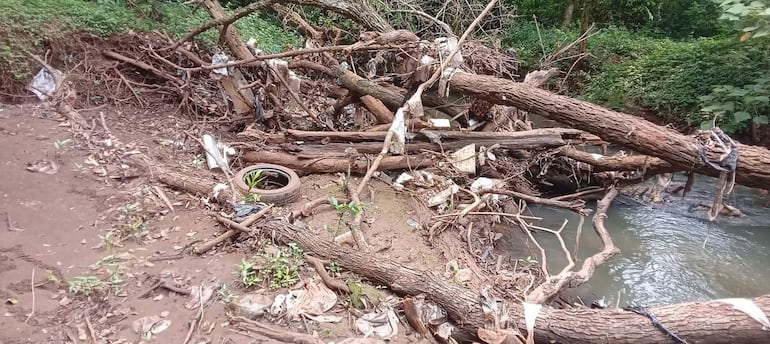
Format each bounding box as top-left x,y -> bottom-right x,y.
507,175 -> 770,307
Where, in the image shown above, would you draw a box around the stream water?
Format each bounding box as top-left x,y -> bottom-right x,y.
508,175 -> 770,307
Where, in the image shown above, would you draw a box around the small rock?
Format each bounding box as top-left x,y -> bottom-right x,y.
160,311 -> 169,318
153,294 -> 163,301
59,296 -> 71,306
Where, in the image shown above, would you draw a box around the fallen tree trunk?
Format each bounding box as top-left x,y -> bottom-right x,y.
260,219 -> 770,344
449,72 -> 770,190
241,150 -> 436,173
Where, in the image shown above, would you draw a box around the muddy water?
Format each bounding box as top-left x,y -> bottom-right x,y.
509,175 -> 770,307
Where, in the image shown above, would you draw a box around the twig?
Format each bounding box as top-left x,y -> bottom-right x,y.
481,189 -> 588,215
167,0 -> 278,51
573,215 -> 585,259
24,268 -> 34,323
152,186 -> 175,213
195,205 -> 273,254
6,212 -> 22,232
113,68 -> 146,106
431,211 -> 541,220
305,255 -> 350,293
391,9 -> 454,36
526,186 -> 620,304
84,312 -> 97,343
458,189 -> 482,217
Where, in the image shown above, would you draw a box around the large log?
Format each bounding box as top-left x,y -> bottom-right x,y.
449,72 -> 770,190
261,219 -> 770,344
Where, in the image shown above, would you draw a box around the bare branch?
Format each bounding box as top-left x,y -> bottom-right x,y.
166,0 -> 277,51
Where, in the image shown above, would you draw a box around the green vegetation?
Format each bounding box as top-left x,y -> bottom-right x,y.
504,0 -> 770,139
0,0 -> 299,79
236,242 -> 304,290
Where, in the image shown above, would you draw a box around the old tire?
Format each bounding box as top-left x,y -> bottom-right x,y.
234,163 -> 301,206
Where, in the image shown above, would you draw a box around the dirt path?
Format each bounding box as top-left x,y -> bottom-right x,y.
0,103 -> 443,343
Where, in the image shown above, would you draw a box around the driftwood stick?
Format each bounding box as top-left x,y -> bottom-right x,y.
525,186 -> 619,303
232,316 -> 324,344
482,189 -> 589,215
195,206 -> 273,254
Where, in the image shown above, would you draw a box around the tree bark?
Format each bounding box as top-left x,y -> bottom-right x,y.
561,0 -> 576,27
339,70 -> 465,118
448,72 -> 770,190
260,219 -> 770,344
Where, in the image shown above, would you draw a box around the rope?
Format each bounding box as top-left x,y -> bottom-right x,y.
623,305 -> 689,344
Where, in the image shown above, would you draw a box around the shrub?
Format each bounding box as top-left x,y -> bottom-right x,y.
583,36 -> 770,124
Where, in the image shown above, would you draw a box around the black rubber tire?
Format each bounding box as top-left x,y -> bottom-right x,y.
233,163 -> 301,206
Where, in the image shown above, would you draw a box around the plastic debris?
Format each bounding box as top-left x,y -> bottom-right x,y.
448,143 -> 476,175
27,67 -> 62,100
210,52 -> 230,79
269,278 -> 338,321
25,159 -> 59,175
233,203 -> 264,217
354,305 -> 400,339
428,183 -> 460,208
131,315 -> 170,337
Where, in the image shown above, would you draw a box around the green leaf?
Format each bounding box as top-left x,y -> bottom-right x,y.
754,29 -> 770,38
733,111 -> 752,123
328,196 -> 339,208
754,115 -> 769,125
700,120 -> 714,130
700,105 -> 722,113
728,89 -> 749,97
722,102 -> 736,112
698,95 -> 715,102
742,26 -> 759,32
747,95 -> 770,104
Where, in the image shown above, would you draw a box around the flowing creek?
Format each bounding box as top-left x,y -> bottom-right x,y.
504,175 -> 770,307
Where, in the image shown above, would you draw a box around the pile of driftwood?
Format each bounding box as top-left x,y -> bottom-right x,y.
90,0 -> 770,343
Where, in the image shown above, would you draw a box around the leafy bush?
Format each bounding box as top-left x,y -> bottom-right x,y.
698,77 -> 770,134
583,36 -> 770,124
508,0 -> 727,38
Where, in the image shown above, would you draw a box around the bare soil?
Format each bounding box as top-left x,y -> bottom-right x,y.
0,102 -> 445,343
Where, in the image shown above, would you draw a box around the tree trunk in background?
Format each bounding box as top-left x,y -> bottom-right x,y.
448,72 -> 770,190
261,220 -> 770,344
284,0 -> 393,32
561,0 -> 576,27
